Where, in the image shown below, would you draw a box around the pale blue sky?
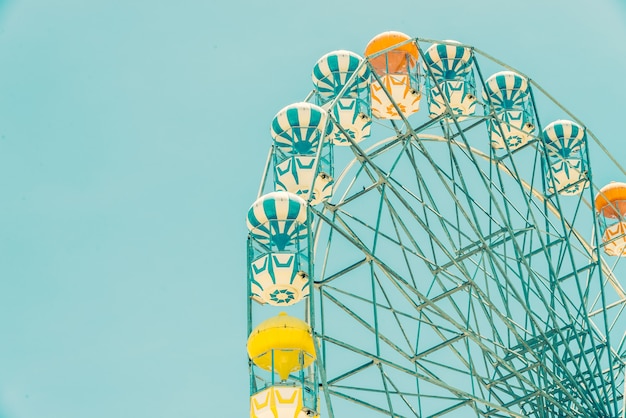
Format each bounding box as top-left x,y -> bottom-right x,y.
0,1 -> 624,417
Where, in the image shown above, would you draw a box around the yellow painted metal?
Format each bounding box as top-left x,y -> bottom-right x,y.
247,312 -> 316,380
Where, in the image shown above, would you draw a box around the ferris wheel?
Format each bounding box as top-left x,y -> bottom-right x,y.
244,31 -> 626,418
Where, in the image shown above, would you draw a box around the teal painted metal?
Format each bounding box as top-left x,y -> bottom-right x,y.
248,36 -> 626,418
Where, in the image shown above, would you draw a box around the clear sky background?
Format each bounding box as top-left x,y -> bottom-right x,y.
0,1 -> 624,417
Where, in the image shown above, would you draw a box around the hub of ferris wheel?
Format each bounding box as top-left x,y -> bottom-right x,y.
245,31 -> 626,418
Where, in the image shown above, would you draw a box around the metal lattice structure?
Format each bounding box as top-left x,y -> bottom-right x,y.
247,35 -> 626,418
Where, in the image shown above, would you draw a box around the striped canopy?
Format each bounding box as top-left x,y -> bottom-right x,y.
542,119 -> 586,157
270,102 -> 331,155
423,41 -> 473,81
312,50 -> 370,101
246,191 -> 308,250
483,71 -> 530,111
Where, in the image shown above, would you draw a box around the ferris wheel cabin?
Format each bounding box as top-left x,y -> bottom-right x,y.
365,31 -> 421,120
483,71 -> 536,150
312,50 -> 372,146
542,120 -> 589,196
247,192 -> 310,306
271,103 -> 333,205
595,182 -> 626,257
247,312 -> 319,418
422,41 -> 477,120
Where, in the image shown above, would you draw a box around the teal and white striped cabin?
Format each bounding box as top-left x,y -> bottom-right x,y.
312,50 -> 372,146
423,41 -> 476,120
542,120 -> 589,196
271,103 -> 334,205
483,71 -> 536,150
246,191 -> 311,306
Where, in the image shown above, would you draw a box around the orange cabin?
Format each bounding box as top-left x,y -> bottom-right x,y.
594,182 -> 626,219
364,31 -> 419,75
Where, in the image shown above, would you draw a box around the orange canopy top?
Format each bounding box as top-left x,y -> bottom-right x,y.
365,31 -> 418,57
595,182 -> 626,218
364,31 -> 418,74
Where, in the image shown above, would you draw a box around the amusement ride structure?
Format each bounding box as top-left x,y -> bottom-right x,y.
244,31 -> 626,417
